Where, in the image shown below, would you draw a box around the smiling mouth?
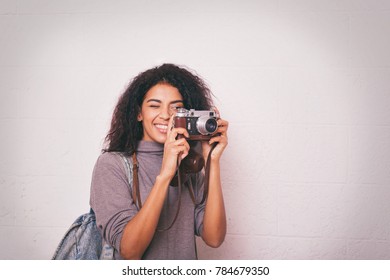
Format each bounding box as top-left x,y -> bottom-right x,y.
155,124 -> 168,134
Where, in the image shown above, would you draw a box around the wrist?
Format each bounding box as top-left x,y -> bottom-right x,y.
156,173 -> 172,186
204,152 -> 221,162
209,156 -> 221,165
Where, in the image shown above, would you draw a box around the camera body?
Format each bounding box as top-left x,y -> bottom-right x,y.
174,108 -> 219,141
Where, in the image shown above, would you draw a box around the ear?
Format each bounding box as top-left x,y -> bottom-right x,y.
137,113 -> 143,121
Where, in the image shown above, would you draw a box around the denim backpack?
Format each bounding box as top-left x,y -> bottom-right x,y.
52,153 -> 134,260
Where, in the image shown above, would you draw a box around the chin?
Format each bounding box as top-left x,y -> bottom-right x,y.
154,135 -> 167,144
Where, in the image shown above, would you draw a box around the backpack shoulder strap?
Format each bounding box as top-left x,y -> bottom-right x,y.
116,152 -> 141,210
116,152 -> 133,187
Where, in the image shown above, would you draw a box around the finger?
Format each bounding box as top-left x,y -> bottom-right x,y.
174,137 -> 190,147
209,134 -> 228,145
169,114 -> 191,140
217,124 -> 228,133
212,106 -> 220,117
167,137 -> 189,152
216,119 -> 228,134
172,142 -> 190,159
176,127 -> 190,138
166,115 -> 176,140
169,113 -> 175,127
217,119 -> 229,128
181,142 -> 190,159
170,128 -> 189,141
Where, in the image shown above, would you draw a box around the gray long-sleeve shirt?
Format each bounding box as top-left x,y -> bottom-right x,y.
90,141 -> 205,259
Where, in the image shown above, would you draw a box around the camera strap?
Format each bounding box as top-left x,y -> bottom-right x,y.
157,143 -> 217,231
130,153 -> 183,232
131,143 -> 216,231
132,153 -> 142,209
187,142 -> 217,206
156,156 -> 183,232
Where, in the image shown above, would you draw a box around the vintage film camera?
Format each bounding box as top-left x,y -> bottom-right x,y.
173,108 -> 219,141
171,108 -> 219,185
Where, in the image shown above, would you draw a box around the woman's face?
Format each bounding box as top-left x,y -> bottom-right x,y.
138,83 -> 184,144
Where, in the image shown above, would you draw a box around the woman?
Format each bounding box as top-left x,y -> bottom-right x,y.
90,63 -> 228,259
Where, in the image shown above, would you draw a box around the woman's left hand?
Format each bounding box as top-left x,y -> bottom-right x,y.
202,107 -> 229,162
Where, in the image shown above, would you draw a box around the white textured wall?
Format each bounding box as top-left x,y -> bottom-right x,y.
1,0 -> 390,260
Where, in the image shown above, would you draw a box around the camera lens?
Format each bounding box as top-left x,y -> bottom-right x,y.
205,119 -> 217,133
197,116 -> 218,135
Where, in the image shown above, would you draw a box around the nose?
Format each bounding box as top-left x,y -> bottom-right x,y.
159,106 -> 171,120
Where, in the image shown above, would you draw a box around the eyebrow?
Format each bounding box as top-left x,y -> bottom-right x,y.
146,99 -> 184,104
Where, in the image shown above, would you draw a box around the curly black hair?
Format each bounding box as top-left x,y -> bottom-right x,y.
103,63 -> 214,155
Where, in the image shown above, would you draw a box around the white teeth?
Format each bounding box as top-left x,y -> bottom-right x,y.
155,124 -> 168,129
155,124 -> 168,133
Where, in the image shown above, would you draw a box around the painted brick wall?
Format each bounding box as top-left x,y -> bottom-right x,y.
1,0 -> 390,259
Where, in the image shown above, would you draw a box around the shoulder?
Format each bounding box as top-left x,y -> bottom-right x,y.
91,152 -> 131,192
94,152 -> 127,174
97,152 -> 122,164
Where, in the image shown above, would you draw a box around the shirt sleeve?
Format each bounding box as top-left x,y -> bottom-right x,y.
89,152 -> 138,254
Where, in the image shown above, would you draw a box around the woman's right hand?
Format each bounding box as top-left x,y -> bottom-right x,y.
160,115 -> 190,179
121,115 -> 189,259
